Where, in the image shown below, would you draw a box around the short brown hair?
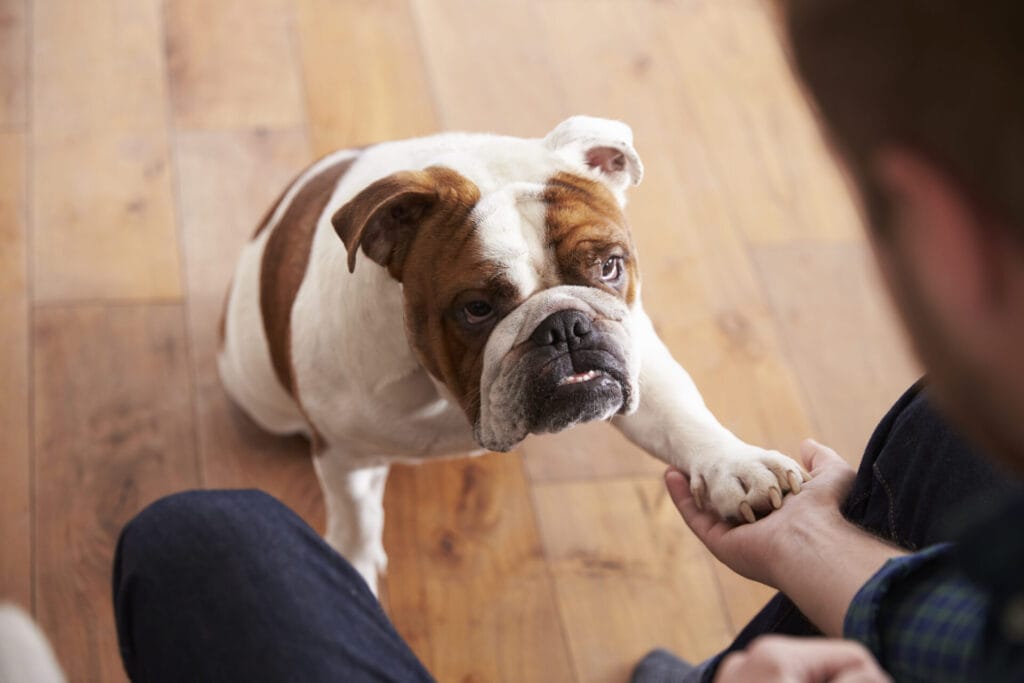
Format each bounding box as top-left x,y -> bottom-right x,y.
780,1 -> 1024,236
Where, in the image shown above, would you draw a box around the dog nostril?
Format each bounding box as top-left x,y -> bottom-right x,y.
531,319 -> 557,347
572,320 -> 591,338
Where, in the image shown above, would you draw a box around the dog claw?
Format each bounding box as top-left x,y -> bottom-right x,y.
739,501 -> 756,524
787,472 -> 802,494
769,487 -> 782,509
693,482 -> 706,511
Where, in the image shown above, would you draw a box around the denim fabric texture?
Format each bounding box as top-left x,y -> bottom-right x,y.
113,489 -> 435,683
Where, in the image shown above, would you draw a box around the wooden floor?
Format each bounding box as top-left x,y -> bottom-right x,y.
0,1 -> 920,681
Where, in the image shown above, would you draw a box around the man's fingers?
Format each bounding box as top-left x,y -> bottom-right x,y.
716,636 -> 891,683
832,671 -> 893,683
665,468 -> 690,507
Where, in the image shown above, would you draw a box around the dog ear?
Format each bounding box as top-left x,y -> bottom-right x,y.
331,170 -> 441,280
544,116 -> 644,199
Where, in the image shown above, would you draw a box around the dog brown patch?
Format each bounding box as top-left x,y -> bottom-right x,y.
251,181 -> 292,240
260,155 -> 357,396
362,168 -> 500,424
543,171 -> 639,305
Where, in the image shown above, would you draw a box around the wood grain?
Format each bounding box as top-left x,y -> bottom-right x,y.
32,0 -> 182,301
0,0 -> 27,129
174,128 -> 324,529
165,0 -> 306,130
521,422 -> 664,483
534,478 -> 734,683
650,0 -> 863,245
382,454 -> 575,682
752,242 -> 920,464
411,0 -> 565,134
33,303 -> 201,682
295,0 -> 440,155
0,133 -> 30,609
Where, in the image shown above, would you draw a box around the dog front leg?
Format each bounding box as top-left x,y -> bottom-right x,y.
312,455 -> 390,595
614,311 -> 807,523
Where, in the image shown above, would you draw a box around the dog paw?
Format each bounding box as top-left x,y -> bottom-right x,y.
689,448 -> 808,523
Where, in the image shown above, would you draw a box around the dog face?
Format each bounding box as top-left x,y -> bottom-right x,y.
332,117 -> 645,451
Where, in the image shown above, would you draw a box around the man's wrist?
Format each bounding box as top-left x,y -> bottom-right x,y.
766,507 -> 905,636
764,504 -> 848,589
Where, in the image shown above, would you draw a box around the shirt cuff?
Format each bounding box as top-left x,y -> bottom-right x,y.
843,543 -> 954,654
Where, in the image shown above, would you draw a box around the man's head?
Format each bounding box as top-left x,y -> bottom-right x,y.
779,1 -> 1024,469
332,117 -> 645,451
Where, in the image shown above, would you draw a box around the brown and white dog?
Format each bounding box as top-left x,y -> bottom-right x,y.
219,116 -> 807,593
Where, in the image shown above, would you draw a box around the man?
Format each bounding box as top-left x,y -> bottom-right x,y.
634,1 -> 1024,680
110,1 -> 1024,681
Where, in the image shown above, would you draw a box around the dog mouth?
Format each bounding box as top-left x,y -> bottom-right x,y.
557,369 -> 605,386
525,350 -> 631,435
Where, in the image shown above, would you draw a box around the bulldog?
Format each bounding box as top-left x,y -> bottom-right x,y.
219,116 -> 807,594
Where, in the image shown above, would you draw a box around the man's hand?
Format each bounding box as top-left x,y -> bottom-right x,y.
715,636 -> 891,683
667,439 -> 906,636
666,439 -> 856,587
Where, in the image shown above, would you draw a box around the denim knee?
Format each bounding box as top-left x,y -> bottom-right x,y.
116,489 -> 287,576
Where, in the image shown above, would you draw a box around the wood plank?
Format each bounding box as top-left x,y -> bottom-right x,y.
533,478 -> 735,683
521,423 -> 664,483
0,133 -> 30,610
752,242 -> 920,464
0,0 -> 27,129
174,128 -> 324,529
165,0 -> 305,130
411,0 -> 565,134
295,0 -> 440,155
651,0 -> 862,245
33,303 -> 201,682
32,0 -> 182,301
381,454 -> 575,682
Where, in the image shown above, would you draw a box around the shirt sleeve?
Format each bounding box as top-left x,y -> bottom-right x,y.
844,543 -> 990,683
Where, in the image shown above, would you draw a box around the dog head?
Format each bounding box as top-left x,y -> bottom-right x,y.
332,116 -> 644,451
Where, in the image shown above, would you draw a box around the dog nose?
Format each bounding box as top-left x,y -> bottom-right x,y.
530,309 -> 592,349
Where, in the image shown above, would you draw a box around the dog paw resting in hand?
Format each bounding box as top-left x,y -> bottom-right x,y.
689,448 -> 809,524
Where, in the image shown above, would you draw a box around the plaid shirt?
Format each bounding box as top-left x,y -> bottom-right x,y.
844,492 -> 1024,682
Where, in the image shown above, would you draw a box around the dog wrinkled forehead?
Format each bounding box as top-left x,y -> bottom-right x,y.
470,182 -> 552,298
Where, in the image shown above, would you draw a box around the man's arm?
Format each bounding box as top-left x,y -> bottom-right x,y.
666,439 -> 906,636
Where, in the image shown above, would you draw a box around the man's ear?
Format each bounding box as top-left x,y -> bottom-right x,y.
875,148 -> 1002,320
544,115 -> 644,201
331,170 -> 442,281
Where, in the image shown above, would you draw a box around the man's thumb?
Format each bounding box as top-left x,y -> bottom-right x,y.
799,438 -> 845,473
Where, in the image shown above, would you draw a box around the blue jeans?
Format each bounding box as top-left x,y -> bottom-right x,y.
112,381 -> 1010,682
112,489 -> 434,682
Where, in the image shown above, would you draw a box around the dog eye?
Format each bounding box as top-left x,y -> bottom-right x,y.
600,256 -> 624,283
463,300 -> 494,324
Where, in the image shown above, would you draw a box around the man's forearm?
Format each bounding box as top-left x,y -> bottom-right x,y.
769,508 -> 906,637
